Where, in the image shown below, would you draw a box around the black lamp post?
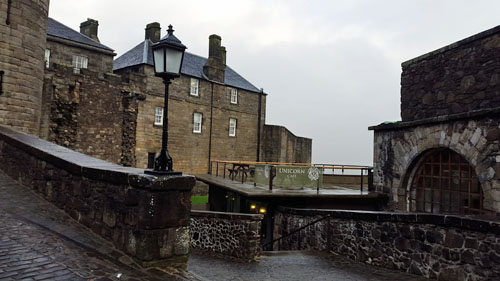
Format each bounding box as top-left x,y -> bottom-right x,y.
145,25 -> 186,176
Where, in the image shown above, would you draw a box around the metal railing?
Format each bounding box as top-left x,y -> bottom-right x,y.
209,160 -> 374,192
262,214 -> 331,251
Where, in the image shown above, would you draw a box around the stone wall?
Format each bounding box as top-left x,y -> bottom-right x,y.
0,125 -> 195,268
41,64 -> 144,166
275,207 -> 500,281
401,26 -> 500,122
370,111 -> 500,213
262,124 -> 312,163
0,0 -> 50,135
190,210 -> 263,261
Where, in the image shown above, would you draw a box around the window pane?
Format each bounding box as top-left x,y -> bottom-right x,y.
153,49 -> 164,73
193,113 -> 202,133
45,49 -> 50,68
229,118 -> 236,136
155,107 -> 163,125
190,78 -> 199,96
165,49 -> 182,74
230,89 -> 238,104
72,55 -> 88,73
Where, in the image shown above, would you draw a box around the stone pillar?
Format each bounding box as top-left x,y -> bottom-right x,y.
0,0 -> 50,136
132,175 -> 194,268
145,22 -> 161,43
80,18 -> 99,42
203,34 -> 225,83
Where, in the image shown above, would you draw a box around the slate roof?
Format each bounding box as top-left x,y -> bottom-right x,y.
113,40 -> 260,93
47,18 -> 114,52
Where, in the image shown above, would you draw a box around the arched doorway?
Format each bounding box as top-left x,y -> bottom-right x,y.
408,149 -> 485,215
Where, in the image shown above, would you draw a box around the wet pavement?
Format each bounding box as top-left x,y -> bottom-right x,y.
0,211 -> 146,281
0,170 -> 430,280
188,251 -> 430,281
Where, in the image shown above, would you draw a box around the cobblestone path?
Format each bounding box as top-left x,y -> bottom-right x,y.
188,251 -> 431,281
0,211 -> 146,281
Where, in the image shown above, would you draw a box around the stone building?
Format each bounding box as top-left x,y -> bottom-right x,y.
261,124 -> 312,163
370,25 -> 500,215
45,18 -> 115,73
37,20 -> 311,174
113,23 -> 311,174
39,17 -> 145,166
0,0 -> 50,136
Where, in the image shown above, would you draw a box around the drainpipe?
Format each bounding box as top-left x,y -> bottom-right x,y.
208,82 -> 214,173
256,88 -> 263,162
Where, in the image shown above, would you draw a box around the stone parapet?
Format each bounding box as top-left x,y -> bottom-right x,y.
261,124 -> 312,163
190,210 -> 263,261
275,207 -> 500,280
400,25 -> 500,122
370,106 -> 500,131
0,125 -> 194,268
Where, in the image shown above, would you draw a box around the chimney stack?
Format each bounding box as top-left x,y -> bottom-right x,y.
220,46 -> 226,65
145,22 -> 161,43
80,18 -> 99,42
203,34 -> 225,83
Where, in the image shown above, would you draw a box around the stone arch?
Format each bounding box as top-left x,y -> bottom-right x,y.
389,123 -> 498,213
402,148 -> 490,215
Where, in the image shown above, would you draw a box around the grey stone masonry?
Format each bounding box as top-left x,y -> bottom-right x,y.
274,207 -> 500,281
190,210 -> 263,261
400,25 -> 500,122
369,110 -> 500,213
0,125 -> 195,269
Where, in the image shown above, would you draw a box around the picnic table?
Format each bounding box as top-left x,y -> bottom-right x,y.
228,163 -> 254,182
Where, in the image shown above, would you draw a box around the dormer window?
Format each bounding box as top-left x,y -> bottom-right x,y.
230,88 -> 238,104
190,78 -> 199,96
72,55 -> 88,74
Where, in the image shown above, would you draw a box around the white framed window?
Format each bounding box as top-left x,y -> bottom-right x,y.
193,112 -> 202,133
44,49 -> 50,69
190,78 -> 199,96
230,88 -> 238,104
72,55 -> 88,74
229,118 -> 237,137
154,107 -> 163,126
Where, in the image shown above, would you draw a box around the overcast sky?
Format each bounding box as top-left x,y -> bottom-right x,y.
49,1 -> 500,166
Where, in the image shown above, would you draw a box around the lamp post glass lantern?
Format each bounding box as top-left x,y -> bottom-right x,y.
146,24 -> 186,176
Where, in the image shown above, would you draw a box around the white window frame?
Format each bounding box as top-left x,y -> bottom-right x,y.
229,118 -> 237,137
190,78 -> 199,96
193,112 -> 202,133
230,88 -> 238,104
44,49 -> 50,69
72,55 -> 88,74
154,107 -> 163,126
